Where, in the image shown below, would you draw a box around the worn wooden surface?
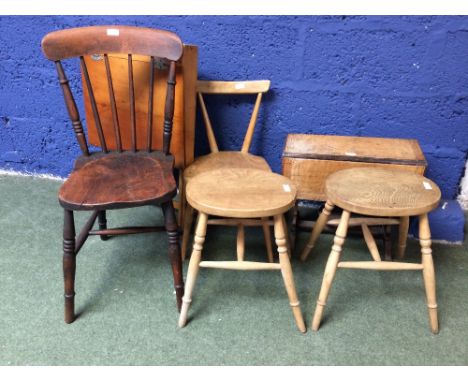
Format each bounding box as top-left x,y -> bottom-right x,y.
325,168 -> 441,217
83,45 -> 198,168
282,134 -> 426,201
41,25 -> 183,61
183,151 -> 270,180
186,168 -> 297,218
59,152 -> 176,211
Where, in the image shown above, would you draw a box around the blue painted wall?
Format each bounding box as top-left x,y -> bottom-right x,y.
1,16 -> 467,200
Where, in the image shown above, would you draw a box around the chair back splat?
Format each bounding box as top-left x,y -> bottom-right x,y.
42,25 -> 184,156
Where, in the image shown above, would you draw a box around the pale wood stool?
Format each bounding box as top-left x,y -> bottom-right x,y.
178,168 -> 306,332
310,168 -> 441,334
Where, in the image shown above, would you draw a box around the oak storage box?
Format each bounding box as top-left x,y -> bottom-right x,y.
282,134 -> 427,202
81,44 -> 198,169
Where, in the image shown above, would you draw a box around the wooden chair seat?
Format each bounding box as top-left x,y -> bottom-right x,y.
183,151 -> 271,181
325,167 -> 441,217
59,152 -> 177,211
186,168 -> 296,218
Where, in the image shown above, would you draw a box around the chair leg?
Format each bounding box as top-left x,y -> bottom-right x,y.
261,217 -> 274,263
281,214 -> 293,259
63,209 -> 76,324
97,210 -> 109,241
397,216 -> 410,259
162,201 -> 184,312
274,214 -> 306,333
290,204 -> 299,252
300,201 -> 334,261
178,212 -> 208,328
181,203 -> 194,261
419,213 -> 439,334
312,210 -> 350,331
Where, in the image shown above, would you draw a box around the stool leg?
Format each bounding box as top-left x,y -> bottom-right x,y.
300,201 -> 334,261
419,213 -> 439,334
312,210 -> 350,331
275,214 -> 306,333
181,203 -> 194,261
261,217 -> 274,263
178,212 -> 208,328
237,223 -> 245,261
397,216 -> 410,259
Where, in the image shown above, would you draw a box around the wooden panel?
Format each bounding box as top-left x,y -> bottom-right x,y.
83,44 -> 198,168
283,157 -> 426,201
282,134 -> 427,166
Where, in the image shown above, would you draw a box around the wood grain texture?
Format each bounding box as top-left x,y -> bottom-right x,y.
325,168 -> 441,217
186,168 -> 297,218
82,46 -> 198,168
42,25 -> 183,61
196,80 -> 270,94
282,157 -> 426,201
282,134 -> 427,164
183,151 -> 271,181
59,152 -> 177,210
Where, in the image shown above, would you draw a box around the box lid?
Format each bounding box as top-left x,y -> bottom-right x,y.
282,134 -> 427,166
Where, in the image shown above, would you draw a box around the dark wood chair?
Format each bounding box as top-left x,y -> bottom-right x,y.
41,25 -> 185,323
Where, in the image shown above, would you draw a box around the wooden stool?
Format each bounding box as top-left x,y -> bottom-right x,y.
178,168 -> 306,333
309,168 -> 441,334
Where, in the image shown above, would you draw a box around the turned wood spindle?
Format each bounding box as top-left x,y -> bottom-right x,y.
55,60 -> 89,156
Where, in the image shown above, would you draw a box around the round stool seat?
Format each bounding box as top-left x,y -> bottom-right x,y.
186,168 -> 296,218
326,167 -> 441,217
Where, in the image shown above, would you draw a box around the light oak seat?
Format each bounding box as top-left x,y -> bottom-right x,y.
183,151 -> 270,181
179,168 -> 306,333
186,169 -> 295,218
308,167 -> 441,334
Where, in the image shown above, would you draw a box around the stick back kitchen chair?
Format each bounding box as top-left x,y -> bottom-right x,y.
41,25 -> 185,323
181,80 -> 277,261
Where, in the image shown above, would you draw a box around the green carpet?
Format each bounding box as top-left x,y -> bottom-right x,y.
0,174 -> 467,365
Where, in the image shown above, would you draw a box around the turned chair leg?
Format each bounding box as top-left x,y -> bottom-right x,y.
181,203 -> 194,261
301,201 -> 334,261
261,217 -> 274,263
419,213 -> 439,334
397,216 -> 410,259
162,201 -> 184,312
179,212 -> 208,327
312,210 -> 350,331
63,209 -> 76,324
274,214 -> 306,333
97,210 -> 109,241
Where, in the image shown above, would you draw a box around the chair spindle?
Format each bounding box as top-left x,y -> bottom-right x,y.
163,61 -> 177,155
128,54 -> 136,152
197,92 -> 219,153
80,56 -> 108,153
104,54 -> 122,152
147,56 -> 155,152
241,92 -> 263,153
55,60 -> 89,156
